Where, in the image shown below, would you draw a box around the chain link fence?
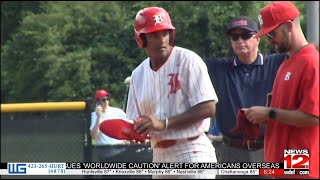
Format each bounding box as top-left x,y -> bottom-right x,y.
1,103 -> 152,179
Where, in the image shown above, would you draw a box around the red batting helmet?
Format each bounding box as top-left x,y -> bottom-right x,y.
134,7 -> 176,48
95,90 -> 109,100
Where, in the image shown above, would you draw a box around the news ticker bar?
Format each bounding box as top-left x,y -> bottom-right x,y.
0,162 -> 309,176
1,162 -> 284,169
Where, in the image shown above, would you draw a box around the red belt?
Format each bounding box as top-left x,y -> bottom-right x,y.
155,135 -> 200,148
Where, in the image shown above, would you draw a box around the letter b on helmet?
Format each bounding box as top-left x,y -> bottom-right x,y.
134,7 -> 176,48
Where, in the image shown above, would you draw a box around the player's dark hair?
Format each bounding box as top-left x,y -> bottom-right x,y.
140,34 -> 147,47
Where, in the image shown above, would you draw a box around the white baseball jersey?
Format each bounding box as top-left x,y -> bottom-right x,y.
126,46 -> 218,142
90,106 -> 128,145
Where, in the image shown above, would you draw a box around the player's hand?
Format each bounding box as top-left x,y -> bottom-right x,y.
134,115 -> 165,136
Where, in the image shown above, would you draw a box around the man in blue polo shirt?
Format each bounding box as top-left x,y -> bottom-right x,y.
206,16 -> 286,179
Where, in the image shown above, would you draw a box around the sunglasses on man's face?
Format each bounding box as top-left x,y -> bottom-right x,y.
230,32 -> 255,41
266,20 -> 293,39
267,31 -> 276,39
99,98 -> 109,102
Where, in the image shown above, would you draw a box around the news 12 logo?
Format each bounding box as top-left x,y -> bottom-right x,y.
284,149 -> 309,169
8,163 -> 27,174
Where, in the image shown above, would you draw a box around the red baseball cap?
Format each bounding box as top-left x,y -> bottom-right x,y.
95,90 -> 109,100
256,1 -> 300,38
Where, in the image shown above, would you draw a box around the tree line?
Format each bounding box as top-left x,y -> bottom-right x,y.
1,1 -> 306,108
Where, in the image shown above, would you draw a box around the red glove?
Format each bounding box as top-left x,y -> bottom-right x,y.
99,118 -> 149,143
230,110 -> 262,147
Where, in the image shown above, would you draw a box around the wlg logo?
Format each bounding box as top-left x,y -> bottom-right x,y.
8,163 -> 27,174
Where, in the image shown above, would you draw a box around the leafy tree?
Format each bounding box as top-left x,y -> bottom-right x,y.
1,1 -> 43,45
1,1 -> 306,108
2,2 -> 133,107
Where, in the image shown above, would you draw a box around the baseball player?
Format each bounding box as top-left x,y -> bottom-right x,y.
126,7 -> 218,179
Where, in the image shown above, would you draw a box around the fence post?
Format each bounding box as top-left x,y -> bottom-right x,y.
84,97 -> 93,163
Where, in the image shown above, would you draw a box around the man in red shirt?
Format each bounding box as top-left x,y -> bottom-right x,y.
243,1 -> 319,179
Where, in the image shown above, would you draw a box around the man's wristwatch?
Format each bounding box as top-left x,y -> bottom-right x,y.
268,109 -> 277,120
